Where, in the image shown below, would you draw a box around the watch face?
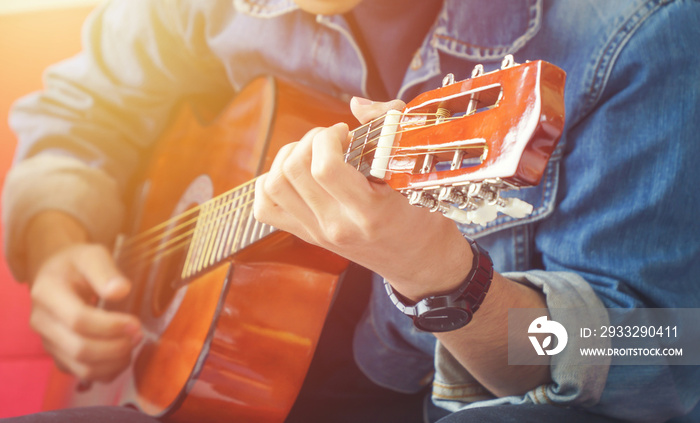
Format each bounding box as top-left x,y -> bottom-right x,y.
416,308 -> 472,332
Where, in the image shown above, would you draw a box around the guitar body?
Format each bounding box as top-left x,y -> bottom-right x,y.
43,77 -> 355,422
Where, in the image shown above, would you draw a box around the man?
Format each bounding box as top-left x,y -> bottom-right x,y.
3,0 -> 699,422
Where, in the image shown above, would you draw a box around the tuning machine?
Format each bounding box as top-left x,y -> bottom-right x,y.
403,179 -> 534,226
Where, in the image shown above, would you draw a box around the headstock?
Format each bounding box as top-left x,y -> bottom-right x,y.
346,55 -> 566,225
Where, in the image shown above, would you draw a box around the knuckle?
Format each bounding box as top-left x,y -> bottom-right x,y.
68,339 -> 91,362
81,243 -> 109,260
358,214 -> 382,237
301,127 -> 324,144
65,309 -> 87,332
277,142 -> 296,156
281,157 -> 304,182
310,158 -> 333,182
264,173 -> 286,197
252,198 -> 270,223
73,364 -> 94,381
323,222 -> 354,246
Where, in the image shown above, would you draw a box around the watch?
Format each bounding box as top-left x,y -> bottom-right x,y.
384,236 -> 493,332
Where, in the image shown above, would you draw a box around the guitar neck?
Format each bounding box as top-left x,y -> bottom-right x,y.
178,180 -> 275,280
176,114 -> 386,280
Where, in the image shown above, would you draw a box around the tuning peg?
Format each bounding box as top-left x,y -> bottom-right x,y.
467,202 -> 499,226
442,205 -> 471,224
442,73 -> 455,87
496,197 -> 534,218
501,54 -> 517,69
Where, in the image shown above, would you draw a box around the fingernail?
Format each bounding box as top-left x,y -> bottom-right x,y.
123,321 -> 141,336
351,96 -> 373,106
104,276 -> 129,296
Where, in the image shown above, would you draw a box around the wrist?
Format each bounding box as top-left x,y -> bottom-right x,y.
386,236 -> 493,332
25,211 -> 89,281
388,226 -> 474,302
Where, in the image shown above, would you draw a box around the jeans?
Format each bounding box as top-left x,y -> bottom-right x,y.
0,403 -> 627,423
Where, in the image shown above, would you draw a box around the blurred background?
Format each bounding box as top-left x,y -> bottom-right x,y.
0,0 -> 100,417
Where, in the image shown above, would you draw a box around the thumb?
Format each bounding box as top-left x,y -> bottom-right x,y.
73,245 -> 132,302
350,97 -> 405,124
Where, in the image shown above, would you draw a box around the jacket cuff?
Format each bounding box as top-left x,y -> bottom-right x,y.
433,270 -> 610,410
1,154 -> 125,282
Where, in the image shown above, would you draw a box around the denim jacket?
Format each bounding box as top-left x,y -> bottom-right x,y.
3,0 -> 700,422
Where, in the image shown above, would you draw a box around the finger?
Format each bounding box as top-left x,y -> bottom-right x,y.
262,141 -> 320,231
283,124 -> 346,217
32,306 -> 135,382
312,122 -> 386,207
62,244 -> 131,303
350,97 -> 406,124
32,273 -> 140,339
254,174 -> 317,244
50,342 -> 132,383
33,307 -> 138,365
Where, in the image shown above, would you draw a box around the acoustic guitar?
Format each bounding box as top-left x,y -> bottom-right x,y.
42,57 -> 565,422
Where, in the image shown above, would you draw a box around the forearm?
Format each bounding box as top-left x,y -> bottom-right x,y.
435,272 -> 551,397
1,154 -> 126,282
382,224 -> 551,397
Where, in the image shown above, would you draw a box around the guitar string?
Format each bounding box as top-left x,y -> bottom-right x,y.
119,112 -> 476,266
120,110 -> 470,249
118,102 -> 489,252
118,112 -> 478,266
119,129 -> 481,268
118,112 -> 389,248
120,147 -> 489,269
119,198 -> 255,265
119,122 -> 481,264
119,111 -> 460,251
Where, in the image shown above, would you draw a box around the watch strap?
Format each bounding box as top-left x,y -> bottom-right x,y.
384,236 -> 493,331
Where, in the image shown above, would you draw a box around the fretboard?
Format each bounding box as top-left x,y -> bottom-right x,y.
180,180 -> 274,279
180,115 -> 386,280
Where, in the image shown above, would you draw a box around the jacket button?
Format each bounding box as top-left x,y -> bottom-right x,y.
410,50 -> 423,70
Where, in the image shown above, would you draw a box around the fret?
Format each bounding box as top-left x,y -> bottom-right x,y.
357,121 -> 375,177
205,195 -> 227,267
182,199 -> 212,278
369,113 -> 398,180
189,206 -> 207,275
181,220 -> 197,279
229,183 -> 250,256
346,124 -> 367,168
213,191 -> 234,263
259,222 -> 273,240
195,196 -> 221,273
246,211 -> 259,250
223,185 -> 243,258
239,191 -> 257,250
179,116 -> 396,280
346,116 -> 386,178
